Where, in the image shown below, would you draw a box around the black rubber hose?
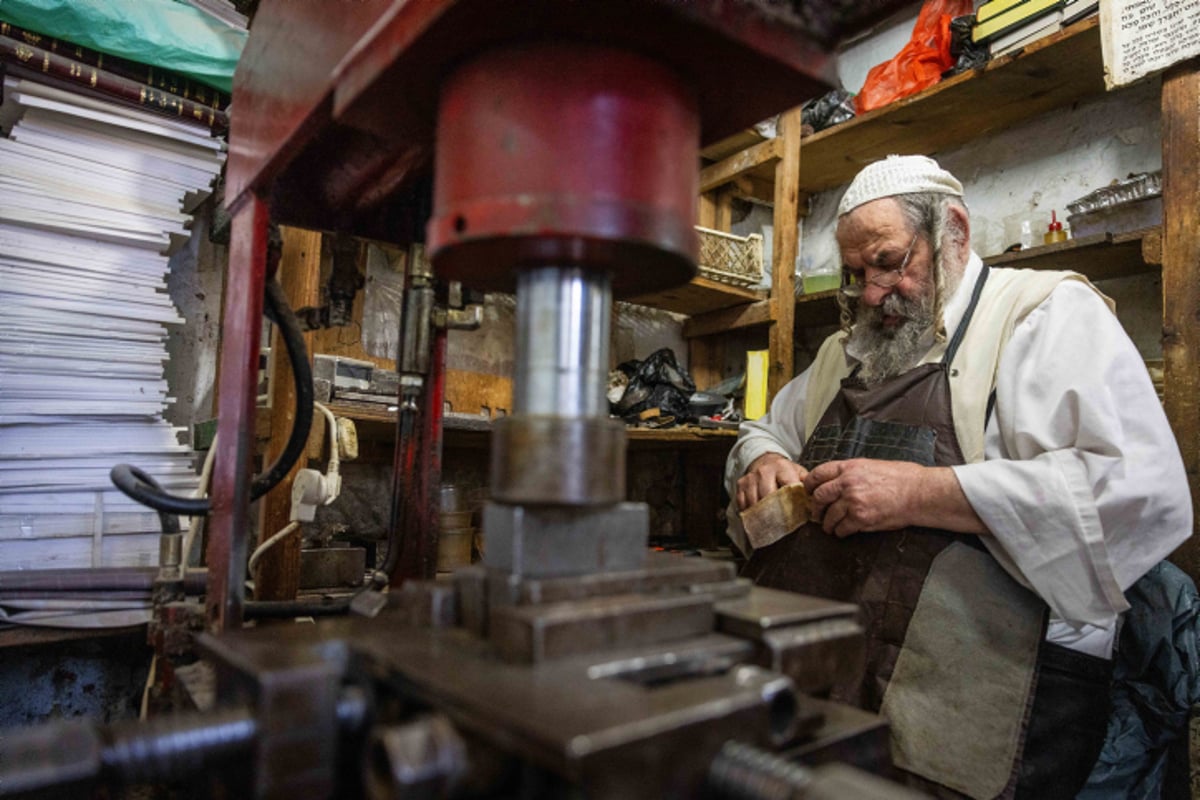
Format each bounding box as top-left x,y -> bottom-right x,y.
110,280 -> 314,517
244,598 -> 352,618
253,279 -> 314,499
127,466 -> 181,534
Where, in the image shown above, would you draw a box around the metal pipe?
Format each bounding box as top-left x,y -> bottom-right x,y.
0,567 -> 207,595
513,267 -> 611,418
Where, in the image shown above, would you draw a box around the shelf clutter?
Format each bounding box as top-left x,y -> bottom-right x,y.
0,76 -> 223,570
973,0 -> 1099,58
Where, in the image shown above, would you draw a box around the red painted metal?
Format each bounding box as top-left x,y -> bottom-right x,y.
428,43 -> 699,298
226,0 -> 841,252
206,195 -> 269,633
389,328 -> 447,585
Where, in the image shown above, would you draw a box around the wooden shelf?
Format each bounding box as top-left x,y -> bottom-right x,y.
627,276 -> 766,317
717,18 -> 1106,196
794,289 -> 841,327
626,426 -> 738,448
983,226 -> 1162,280
318,406 -> 738,450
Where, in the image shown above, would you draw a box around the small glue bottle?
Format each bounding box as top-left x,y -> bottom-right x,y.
1044,210 -> 1067,245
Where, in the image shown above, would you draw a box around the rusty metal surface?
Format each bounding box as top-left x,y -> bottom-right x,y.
364,714 -> 467,800
489,592 -> 715,664
490,416 -> 627,506
348,623 -> 804,796
206,196 -> 269,634
783,698 -> 893,778
388,327 -> 447,585
390,580 -> 459,629
715,587 -> 860,640
516,552 -> 738,604
482,501 -> 648,578
3,579 -> 891,798
199,614 -> 809,786
0,718 -> 103,795
203,636 -> 347,800
453,566 -> 488,637
756,621 -> 867,700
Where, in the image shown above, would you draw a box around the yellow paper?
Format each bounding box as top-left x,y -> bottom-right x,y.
745,350 -> 769,420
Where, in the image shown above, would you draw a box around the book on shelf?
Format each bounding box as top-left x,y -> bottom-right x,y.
989,11 -> 1064,56
972,0 -> 1064,43
0,34 -> 228,133
0,20 -> 230,110
1061,0 -> 1099,25
977,0 -> 1032,23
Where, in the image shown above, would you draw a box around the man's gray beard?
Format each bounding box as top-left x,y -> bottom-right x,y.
846,286 -> 936,386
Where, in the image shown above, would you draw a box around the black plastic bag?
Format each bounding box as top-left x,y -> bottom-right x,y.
943,14 -> 989,78
613,348 -> 696,421
801,89 -> 857,133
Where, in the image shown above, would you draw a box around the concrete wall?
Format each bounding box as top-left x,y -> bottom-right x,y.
164,203 -> 227,438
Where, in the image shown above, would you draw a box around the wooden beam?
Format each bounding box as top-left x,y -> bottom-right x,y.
254,227 -> 321,601
728,175 -> 776,206
686,336 -> 723,396
767,107 -> 802,400
683,299 -> 772,338
699,137 -> 783,193
1160,62 -> 1200,581
697,192 -> 717,228
713,187 -> 734,232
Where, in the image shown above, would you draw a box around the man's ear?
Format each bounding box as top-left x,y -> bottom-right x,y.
948,202 -> 970,245
945,202 -> 971,263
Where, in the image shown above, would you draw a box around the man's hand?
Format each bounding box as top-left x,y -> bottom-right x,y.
804,459 -> 988,538
736,453 -> 808,510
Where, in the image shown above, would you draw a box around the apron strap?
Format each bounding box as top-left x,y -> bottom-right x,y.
943,262 -> 990,368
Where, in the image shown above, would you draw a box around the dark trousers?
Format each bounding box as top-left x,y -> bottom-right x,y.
1015,642 -> 1114,800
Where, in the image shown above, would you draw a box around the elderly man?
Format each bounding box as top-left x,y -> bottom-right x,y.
724,155 -> 1191,799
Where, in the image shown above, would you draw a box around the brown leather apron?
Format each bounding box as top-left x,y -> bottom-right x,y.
742,265 -> 1054,798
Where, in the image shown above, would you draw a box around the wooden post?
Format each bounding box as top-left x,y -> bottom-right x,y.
698,192 -> 717,229
767,107 -> 803,400
1161,62 -> 1200,581
254,227 -> 321,600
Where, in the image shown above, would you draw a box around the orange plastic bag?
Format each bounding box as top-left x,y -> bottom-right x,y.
855,0 -> 974,114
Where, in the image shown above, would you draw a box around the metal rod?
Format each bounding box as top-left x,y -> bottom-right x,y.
513,267 -> 611,418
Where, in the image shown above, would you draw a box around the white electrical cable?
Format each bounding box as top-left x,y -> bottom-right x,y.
313,400 -> 341,504
181,432 -> 219,567
247,520 -> 301,574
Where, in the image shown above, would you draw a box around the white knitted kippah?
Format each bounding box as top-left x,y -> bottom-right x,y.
837,154 -> 963,216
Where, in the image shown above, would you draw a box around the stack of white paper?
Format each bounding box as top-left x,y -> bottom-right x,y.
0,77 -> 224,571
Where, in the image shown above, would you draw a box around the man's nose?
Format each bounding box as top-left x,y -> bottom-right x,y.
862,281 -> 893,307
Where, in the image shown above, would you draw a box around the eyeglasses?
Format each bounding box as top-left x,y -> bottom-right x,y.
840,232 -> 919,298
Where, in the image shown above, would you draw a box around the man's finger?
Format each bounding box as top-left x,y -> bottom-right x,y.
757,473 -> 778,504
811,472 -> 848,507
804,461 -> 844,491
822,499 -> 847,536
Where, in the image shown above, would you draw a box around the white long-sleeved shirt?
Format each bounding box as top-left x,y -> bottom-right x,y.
725,254 -> 1192,657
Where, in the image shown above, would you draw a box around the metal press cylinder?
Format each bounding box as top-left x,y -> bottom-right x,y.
513,267 -> 610,417
491,267 -> 626,506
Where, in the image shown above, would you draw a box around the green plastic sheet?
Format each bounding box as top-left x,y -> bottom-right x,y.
0,0 -> 246,93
